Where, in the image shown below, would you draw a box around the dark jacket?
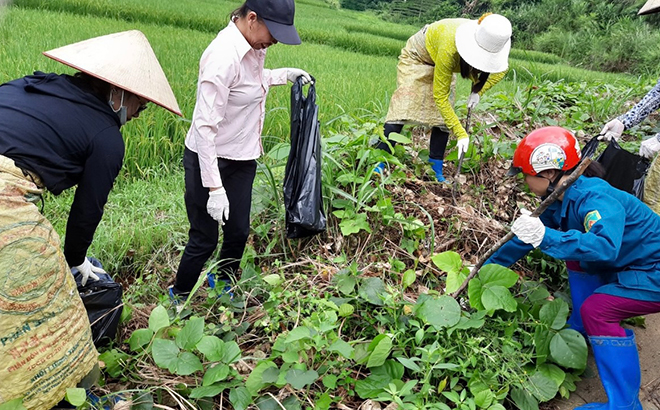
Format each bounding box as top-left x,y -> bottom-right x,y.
0,72 -> 124,266
487,176 -> 660,301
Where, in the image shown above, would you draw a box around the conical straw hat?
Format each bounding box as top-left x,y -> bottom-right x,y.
639,0 -> 660,15
43,30 -> 181,116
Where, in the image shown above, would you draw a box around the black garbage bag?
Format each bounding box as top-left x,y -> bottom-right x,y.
283,76 -> 326,238
72,257 -> 123,347
582,136 -> 650,199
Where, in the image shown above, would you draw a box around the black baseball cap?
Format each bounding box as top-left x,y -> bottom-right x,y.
245,0 -> 301,45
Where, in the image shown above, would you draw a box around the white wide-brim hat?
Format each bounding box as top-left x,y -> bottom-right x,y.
43,30 -> 182,116
639,0 -> 660,15
455,14 -> 512,73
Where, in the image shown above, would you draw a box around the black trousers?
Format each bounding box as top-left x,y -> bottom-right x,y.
174,148 -> 257,293
375,123 -> 450,160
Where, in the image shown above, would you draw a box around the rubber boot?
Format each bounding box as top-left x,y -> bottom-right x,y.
576,329 -> 642,410
566,269 -> 608,335
427,158 -> 445,182
207,272 -> 234,299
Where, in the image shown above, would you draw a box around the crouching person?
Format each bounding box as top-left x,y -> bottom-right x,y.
486,126 -> 660,409
0,31 -> 181,408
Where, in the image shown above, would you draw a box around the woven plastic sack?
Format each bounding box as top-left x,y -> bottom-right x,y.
0,163 -> 97,409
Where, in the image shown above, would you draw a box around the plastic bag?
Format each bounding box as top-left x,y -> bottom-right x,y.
72,257 -> 123,347
582,137 -> 650,199
283,77 -> 326,238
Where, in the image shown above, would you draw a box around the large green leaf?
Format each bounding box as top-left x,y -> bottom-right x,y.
550,329 -> 588,369
367,335 -> 392,368
196,335 -> 225,362
176,316 -> 205,350
431,251 -> 462,275
328,339 -> 354,359
128,328 -> 154,352
526,371 -> 559,401
246,361 -> 278,395
534,327 -> 551,364
402,269 -> 416,289
537,363 -> 566,388
511,387 -> 539,410
229,386 -> 252,410
445,268 -> 468,295
481,285 -> 517,312
355,374 -> 390,399
175,351 -> 203,375
190,384 -> 224,399
339,213 -> 371,236
473,389 -> 495,409
65,388 -> 86,407
468,278 -> 485,310
416,295 -> 461,329
396,356 -> 422,372
222,341 -> 242,364
539,299 -> 569,330
203,363 -> 230,386
148,305 -> 170,333
0,399 -> 26,410
388,131 -> 412,144
152,338 -> 179,372
479,264 -> 519,288
333,271 -> 357,295
286,368 -> 319,389
358,277 -> 386,306
286,326 -> 314,343
99,349 -> 130,378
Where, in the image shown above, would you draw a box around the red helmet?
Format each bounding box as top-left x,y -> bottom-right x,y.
508,126 -> 582,176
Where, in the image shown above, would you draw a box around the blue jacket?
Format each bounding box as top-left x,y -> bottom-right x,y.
486,176 -> 660,301
0,72 -> 124,267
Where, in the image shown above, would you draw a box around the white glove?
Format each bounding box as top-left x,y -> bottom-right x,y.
599,118 -> 625,141
73,257 -> 105,286
286,68 -> 312,85
639,136 -> 660,158
511,209 -> 545,248
456,138 -> 469,156
467,92 -> 480,109
207,187 -> 230,225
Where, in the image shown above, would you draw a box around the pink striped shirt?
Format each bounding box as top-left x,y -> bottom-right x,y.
185,21 -> 287,188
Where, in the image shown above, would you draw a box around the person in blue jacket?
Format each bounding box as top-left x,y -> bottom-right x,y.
488,126 -> 660,410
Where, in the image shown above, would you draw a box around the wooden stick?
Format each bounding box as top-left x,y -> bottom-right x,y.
450,157 -> 593,299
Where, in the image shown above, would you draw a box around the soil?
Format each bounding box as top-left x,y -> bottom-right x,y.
549,313 -> 660,410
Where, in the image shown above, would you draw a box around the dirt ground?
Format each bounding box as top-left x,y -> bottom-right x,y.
549,313 -> 660,410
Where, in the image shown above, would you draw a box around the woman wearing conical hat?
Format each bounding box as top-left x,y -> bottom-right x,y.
0,30 -> 180,409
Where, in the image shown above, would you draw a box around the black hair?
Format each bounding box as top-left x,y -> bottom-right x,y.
72,72 -> 112,102
581,161 -> 606,178
230,3 -> 264,23
230,3 -> 250,20
459,57 -> 490,94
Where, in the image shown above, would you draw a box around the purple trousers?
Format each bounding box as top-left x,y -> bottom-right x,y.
581,293 -> 660,336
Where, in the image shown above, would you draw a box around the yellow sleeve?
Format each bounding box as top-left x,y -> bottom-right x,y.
426,19 -> 469,141
479,70 -> 507,95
